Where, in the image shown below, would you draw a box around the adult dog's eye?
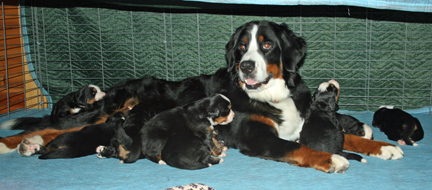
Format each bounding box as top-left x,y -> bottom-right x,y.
240,44 -> 246,51
263,43 -> 272,50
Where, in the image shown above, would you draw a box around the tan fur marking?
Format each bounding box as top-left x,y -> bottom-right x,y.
258,35 -> 264,42
267,64 -> 283,79
284,145 -> 335,172
243,37 -> 248,44
87,98 -> 96,104
118,144 -> 130,160
250,115 -> 277,132
0,127 -> 85,149
214,116 -> 229,124
1,97 -> 138,151
343,134 -> 393,156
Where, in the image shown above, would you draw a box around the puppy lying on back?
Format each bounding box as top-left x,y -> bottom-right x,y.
372,107 -> 424,146
98,94 -> 234,170
17,112 -> 125,159
300,80 -> 366,163
50,84 -> 106,123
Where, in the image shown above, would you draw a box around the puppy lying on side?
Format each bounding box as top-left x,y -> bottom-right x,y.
50,84 -> 106,123
372,107 -> 424,146
300,80 -> 366,163
98,94 -> 234,170
17,112 -> 125,159
336,113 -> 373,140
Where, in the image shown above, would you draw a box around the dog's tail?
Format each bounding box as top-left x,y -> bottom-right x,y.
338,151 -> 367,163
0,115 -> 51,132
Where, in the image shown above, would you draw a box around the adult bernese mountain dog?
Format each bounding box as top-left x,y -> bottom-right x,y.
0,20 -> 403,173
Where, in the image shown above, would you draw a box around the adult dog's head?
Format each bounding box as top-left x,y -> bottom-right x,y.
225,20 -> 307,102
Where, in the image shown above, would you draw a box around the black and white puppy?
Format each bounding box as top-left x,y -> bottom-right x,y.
372,107 -> 424,146
300,80 -> 366,163
18,112 -> 125,159
336,113 -> 373,140
50,84 -> 106,123
113,94 -> 234,169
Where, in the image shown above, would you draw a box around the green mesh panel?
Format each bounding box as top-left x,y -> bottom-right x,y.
23,5 -> 432,111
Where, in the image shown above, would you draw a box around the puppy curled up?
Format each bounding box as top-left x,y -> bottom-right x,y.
372,107 -> 424,146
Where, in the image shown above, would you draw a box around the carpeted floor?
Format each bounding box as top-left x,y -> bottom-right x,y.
0,109 -> 430,190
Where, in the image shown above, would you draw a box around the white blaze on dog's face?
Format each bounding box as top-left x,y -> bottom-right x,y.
317,79 -> 340,102
232,22 -> 294,102
88,84 -> 106,101
209,94 -> 235,126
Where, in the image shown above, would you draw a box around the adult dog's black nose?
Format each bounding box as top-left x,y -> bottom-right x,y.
240,61 -> 255,74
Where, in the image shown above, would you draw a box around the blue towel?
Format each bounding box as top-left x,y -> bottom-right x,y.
0,110 -> 431,190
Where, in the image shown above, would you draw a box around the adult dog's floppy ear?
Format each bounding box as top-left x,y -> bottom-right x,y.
279,23 -> 307,73
225,28 -> 242,72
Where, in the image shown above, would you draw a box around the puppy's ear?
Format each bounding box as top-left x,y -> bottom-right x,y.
279,23 -> 307,73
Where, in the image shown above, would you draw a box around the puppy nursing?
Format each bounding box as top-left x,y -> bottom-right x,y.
300,80 -> 366,163
98,94 -> 234,170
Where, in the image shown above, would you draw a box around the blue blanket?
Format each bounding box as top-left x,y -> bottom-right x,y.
0,110 -> 430,190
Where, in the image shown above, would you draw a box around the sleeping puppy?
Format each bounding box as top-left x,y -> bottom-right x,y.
299,80 -> 366,163
372,107 -> 424,146
18,112 -> 125,159
336,113 -> 373,140
160,130 -> 228,170
50,84 -> 106,123
112,94 -> 234,169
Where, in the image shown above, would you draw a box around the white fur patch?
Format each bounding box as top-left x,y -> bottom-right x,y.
371,145 -> 404,160
89,84 -> 106,101
70,108 -> 82,114
239,25 -> 268,83
0,119 -> 17,130
0,143 -> 16,154
330,154 -> 350,173
270,98 -> 304,141
362,123 -> 373,140
244,78 -> 290,103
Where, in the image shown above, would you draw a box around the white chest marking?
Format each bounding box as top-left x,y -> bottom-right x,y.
270,98 -> 304,141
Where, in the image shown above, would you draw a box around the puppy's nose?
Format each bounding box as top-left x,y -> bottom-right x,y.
240,61 -> 255,74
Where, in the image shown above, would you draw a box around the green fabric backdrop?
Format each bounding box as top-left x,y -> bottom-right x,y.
22,4 -> 432,111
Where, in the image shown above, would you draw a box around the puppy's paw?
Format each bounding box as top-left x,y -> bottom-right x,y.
158,160 -> 166,165
96,145 -> 106,158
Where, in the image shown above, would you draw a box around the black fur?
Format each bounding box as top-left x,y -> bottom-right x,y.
300,81 -> 364,162
50,85 -> 105,123
372,107 -> 424,146
336,113 -> 373,139
119,94 -> 233,169
35,112 -> 124,159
